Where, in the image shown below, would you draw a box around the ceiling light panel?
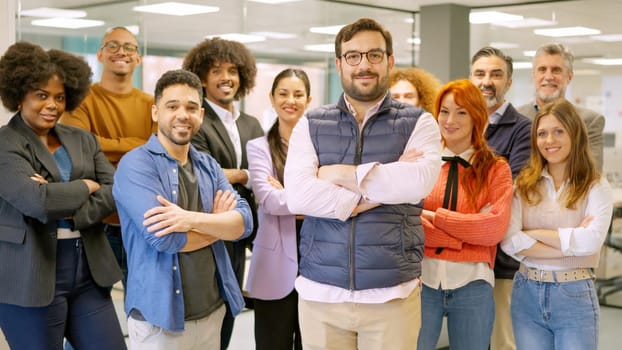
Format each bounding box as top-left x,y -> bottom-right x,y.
31,18 -> 104,29
491,17 -> 556,29
310,25 -> 345,35
469,11 -> 523,24
21,7 -> 86,18
489,42 -> 519,49
133,2 -> 219,16
534,26 -> 601,37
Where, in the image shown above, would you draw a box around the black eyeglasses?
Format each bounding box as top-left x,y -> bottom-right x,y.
341,49 -> 386,66
101,40 -> 139,54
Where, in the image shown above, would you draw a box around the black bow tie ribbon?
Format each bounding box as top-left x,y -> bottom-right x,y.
436,156 -> 471,255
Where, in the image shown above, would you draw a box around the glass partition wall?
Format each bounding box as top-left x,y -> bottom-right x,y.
7,0 -> 622,338
12,0 -> 622,128
15,0 -> 418,112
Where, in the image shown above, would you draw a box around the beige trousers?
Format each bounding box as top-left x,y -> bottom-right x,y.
298,285 -> 421,350
127,304 -> 226,350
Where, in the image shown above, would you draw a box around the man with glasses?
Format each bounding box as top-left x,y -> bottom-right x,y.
284,17 -> 441,349
61,26 -> 156,290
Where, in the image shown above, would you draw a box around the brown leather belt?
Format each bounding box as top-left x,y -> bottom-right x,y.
518,264 -> 594,283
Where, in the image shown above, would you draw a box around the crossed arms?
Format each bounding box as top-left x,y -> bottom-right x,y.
284,113 -> 441,221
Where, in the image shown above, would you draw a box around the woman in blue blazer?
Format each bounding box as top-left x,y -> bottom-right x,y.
245,68 -> 311,350
0,42 -> 126,349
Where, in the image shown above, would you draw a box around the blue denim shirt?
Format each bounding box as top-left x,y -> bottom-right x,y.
113,135 -> 252,332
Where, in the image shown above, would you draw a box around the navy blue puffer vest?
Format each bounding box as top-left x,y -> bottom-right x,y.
299,94 -> 425,290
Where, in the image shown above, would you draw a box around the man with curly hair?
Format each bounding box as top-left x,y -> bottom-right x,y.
60,26 -> 156,291
183,37 -> 263,349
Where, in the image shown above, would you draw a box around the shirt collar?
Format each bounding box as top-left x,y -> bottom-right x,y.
441,146 -> 475,163
343,93 -> 384,125
540,166 -> 569,193
205,98 -> 240,123
489,101 -> 510,125
145,134 -> 204,163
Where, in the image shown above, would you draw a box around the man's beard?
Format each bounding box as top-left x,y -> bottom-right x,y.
481,85 -> 501,109
160,125 -> 194,146
342,71 -> 389,102
537,89 -> 562,104
217,96 -> 235,107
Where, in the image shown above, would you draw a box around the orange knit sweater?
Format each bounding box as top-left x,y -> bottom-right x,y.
423,158 -> 513,268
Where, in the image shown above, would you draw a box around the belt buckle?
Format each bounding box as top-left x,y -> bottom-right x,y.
539,269 -> 545,282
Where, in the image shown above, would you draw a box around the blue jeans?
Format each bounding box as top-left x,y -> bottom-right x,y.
0,238 -> 126,350
417,280 -> 494,350
510,271 -> 599,350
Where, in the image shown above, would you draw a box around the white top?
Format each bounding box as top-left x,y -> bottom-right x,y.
501,169 -> 612,270
206,98 -> 242,169
205,99 -> 251,188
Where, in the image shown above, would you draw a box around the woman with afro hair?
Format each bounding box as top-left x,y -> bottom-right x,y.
0,42 -> 126,349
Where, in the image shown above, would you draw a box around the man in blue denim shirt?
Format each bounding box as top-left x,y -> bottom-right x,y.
113,69 -> 252,349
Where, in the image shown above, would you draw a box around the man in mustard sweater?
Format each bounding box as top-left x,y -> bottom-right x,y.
60,26 -> 156,289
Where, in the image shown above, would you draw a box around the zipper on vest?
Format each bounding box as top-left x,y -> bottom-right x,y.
351,117 -> 364,290
347,101 -> 393,290
349,217 -> 356,290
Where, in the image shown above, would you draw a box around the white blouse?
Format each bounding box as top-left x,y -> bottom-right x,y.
501,168 -> 612,271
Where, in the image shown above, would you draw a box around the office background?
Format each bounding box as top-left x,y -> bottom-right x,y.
1,1 -> 622,349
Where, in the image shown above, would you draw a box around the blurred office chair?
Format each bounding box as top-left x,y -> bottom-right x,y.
597,206 -> 622,307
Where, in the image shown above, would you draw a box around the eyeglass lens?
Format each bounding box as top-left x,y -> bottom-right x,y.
343,50 -> 385,65
103,41 -> 138,54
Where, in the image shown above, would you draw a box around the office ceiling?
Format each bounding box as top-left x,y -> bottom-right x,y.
14,0 -> 622,73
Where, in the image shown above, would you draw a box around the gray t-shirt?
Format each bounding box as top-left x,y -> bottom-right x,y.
177,159 -> 223,320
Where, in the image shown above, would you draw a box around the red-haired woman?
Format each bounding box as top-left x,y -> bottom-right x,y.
417,79 -> 513,350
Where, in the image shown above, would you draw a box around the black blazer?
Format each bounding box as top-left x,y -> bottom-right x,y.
192,100 -> 264,242
0,114 -> 121,307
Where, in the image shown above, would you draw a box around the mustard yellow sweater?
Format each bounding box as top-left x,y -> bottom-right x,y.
60,83 -> 156,166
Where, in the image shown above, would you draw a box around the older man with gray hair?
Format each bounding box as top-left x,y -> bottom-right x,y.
517,42 -> 604,170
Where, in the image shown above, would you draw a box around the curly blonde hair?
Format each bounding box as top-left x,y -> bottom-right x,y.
390,67 -> 441,113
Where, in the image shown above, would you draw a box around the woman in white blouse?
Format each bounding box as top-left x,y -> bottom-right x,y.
501,98 -> 612,350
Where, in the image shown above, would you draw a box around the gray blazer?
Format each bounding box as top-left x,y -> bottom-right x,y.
0,114 -> 121,307
517,102 -> 605,171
